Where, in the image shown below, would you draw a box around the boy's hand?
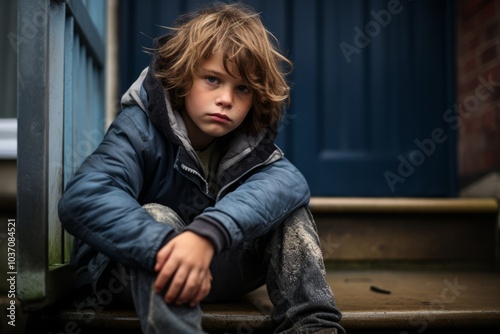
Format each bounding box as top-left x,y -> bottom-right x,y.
154,231 -> 214,307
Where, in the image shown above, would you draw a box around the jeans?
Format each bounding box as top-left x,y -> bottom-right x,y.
109,203 -> 345,334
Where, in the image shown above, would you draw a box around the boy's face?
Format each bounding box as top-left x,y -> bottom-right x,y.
182,51 -> 253,150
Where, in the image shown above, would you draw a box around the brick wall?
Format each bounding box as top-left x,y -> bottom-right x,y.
456,0 -> 500,187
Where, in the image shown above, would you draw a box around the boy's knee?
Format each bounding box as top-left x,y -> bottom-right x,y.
285,206 -> 316,228
142,203 -> 185,231
281,206 -> 321,246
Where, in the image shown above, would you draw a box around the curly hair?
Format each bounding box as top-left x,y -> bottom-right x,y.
153,2 -> 292,134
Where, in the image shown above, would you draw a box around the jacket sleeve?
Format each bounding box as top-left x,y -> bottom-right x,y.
58,108 -> 174,272
187,157 -> 311,249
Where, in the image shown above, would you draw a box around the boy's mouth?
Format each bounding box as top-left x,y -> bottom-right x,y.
208,113 -> 231,122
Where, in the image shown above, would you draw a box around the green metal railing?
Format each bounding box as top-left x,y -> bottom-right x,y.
17,0 -> 105,310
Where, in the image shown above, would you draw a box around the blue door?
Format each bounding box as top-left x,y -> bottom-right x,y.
119,0 -> 456,197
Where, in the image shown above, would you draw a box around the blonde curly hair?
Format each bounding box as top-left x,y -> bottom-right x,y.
154,2 -> 292,134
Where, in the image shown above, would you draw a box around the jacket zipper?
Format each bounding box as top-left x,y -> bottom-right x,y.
180,163 -> 210,195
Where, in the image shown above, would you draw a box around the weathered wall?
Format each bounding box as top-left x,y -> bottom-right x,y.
457,0 -> 500,188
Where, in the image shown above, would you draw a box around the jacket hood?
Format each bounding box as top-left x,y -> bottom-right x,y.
121,66 -> 190,151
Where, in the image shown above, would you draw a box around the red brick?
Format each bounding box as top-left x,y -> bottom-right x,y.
457,1 -> 500,180
481,45 -> 498,64
457,35 -> 479,57
457,85 -> 465,99
468,0 -> 487,11
462,57 -> 478,74
474,116 -> 485,133
479,1 -> 497,23
462,120 -> 472,134
461,0 -> 496,32
466,35 -> 480,51
466,152 -> 484,173
477,67 -> 500,99
485,128 -> 500,144
463,14 -> 478,32
485,20 -> 499,41
462,0 -> 489,20
483,148 -> 500,171
459,76 -> 481,97
481,63 -> 500,80
463,116 -> 484,135
481,109 -> 498,130
462,0 -> 483,13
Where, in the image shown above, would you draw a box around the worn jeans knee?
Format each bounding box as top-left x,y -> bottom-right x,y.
264,206 -> 345,334
142,203 -> 186,232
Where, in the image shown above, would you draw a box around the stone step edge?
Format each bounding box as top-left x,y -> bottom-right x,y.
37,304 -> 500,331
309,197 -> 499,214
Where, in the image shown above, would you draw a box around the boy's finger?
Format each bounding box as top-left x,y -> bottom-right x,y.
190,274 -> 212,307
165,267 -> 188,303
155,243 -> 174,272
176,271 -> 201,305
154,258 -> 177,293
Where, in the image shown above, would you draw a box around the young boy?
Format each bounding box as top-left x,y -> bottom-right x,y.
59,2 -> 344,333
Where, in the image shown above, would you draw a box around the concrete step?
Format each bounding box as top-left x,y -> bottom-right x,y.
28,270 -> 500,333
309,197 -> 499,270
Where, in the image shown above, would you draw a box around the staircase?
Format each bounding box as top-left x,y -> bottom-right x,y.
312,197 -> 500,333
24,198 -> 500,333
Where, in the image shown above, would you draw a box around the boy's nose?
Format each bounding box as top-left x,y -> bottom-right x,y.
215,88 -> 233,109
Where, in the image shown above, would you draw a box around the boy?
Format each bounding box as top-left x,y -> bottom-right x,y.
59,2 -> 344,333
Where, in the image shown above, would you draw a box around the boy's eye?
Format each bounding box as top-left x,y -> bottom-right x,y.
237,85 -> 250,93
206,76 -> 218,84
